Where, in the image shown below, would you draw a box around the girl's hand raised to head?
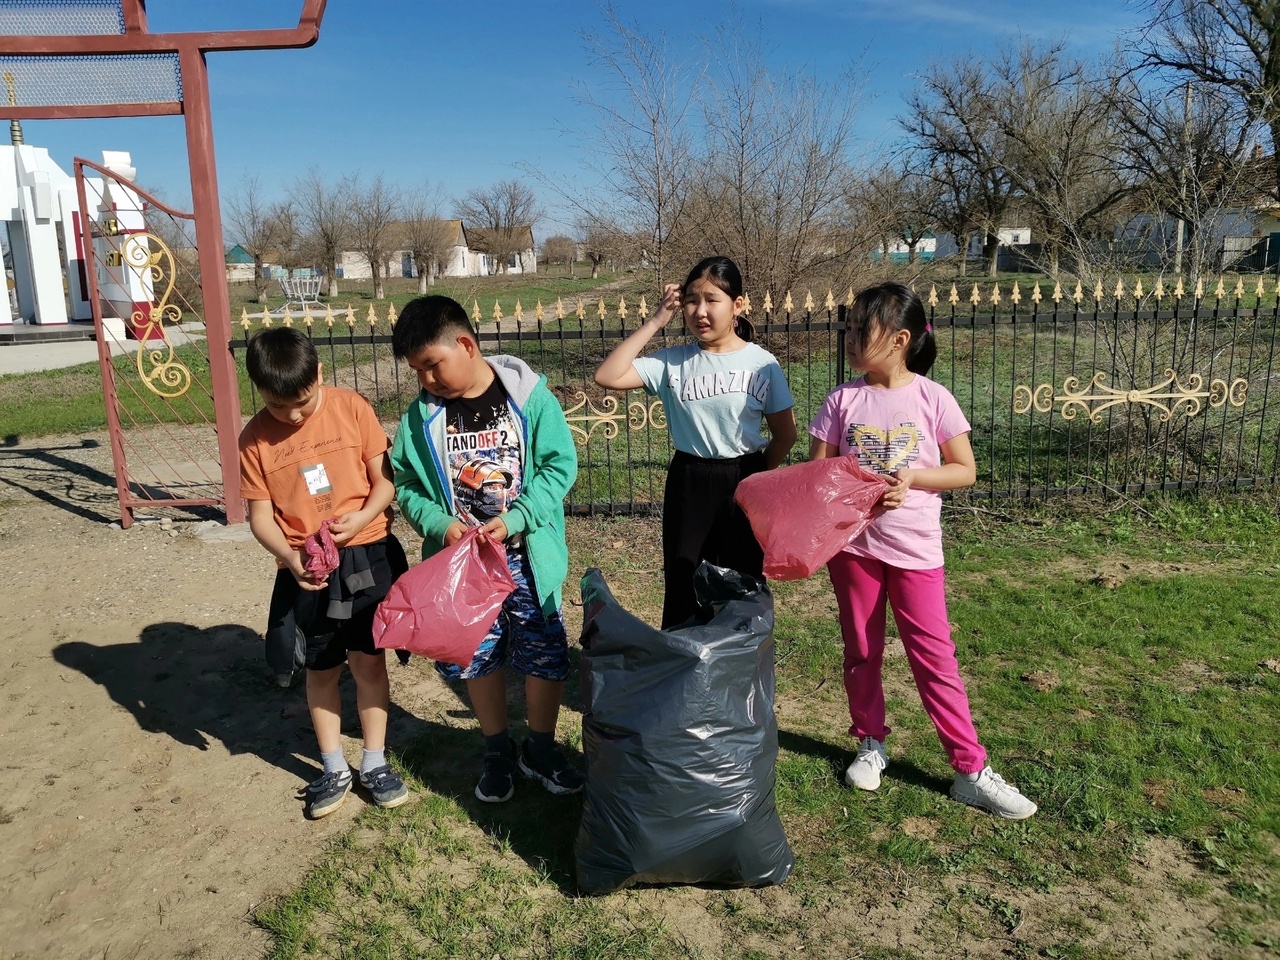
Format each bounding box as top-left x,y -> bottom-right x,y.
652,283 -> 681,327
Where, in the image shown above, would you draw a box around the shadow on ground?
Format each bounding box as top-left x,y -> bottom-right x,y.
53,622 -> 430,809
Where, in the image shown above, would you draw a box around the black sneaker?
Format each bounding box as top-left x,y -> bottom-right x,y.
517,739 -> 585,796
303,768 -> 352,819
359,764 -> 410,809
475,739 -> 516,803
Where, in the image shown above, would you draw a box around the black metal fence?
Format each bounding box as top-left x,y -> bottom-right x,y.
229,290 -> 1279,511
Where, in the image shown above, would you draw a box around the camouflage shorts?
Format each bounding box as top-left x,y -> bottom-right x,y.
435,547 -> 569,683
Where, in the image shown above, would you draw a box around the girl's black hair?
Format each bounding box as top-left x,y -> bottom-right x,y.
847,282 -> 936,375
682,255 -> 754,342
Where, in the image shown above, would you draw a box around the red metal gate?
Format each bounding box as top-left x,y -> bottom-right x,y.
74,158 -> 238,527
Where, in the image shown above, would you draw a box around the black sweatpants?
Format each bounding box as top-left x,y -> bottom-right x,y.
661,450 -> 766,628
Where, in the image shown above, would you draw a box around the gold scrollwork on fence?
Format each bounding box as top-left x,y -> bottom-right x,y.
1013,369 -> 1248,423
121,233 -> 192,399
563,391 -> 667,444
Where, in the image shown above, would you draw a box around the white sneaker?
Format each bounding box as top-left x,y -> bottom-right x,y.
844,736 -> 888,791
950,766 -> 1038,820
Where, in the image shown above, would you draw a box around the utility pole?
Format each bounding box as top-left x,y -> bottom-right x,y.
1174,81 -> 1191,276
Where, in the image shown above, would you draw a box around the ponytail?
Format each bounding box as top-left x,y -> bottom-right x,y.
734,314 -> 755,343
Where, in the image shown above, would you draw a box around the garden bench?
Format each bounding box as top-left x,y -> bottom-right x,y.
276,275 -> 323,313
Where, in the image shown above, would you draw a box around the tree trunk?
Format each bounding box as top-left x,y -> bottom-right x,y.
984,232 -> 999,277
907,240 -> 919,265
372,263 -> 384,300
253,254 -> 268,304
418,271 -> 428,294
591,260 -> 600,279
326,273 -> 339,298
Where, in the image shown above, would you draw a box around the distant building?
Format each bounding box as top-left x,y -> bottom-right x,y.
337,220 -> 537,280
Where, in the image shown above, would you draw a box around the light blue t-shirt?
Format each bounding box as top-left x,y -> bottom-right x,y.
632,342 -> 794,459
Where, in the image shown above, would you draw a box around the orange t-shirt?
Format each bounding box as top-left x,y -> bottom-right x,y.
239,386 -> 391,549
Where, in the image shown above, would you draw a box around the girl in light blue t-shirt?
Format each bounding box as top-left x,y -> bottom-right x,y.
594,256 -> 797,627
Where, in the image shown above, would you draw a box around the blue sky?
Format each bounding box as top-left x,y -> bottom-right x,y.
19,0 -> 1144,235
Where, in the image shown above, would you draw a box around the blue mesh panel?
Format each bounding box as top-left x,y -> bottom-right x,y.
0,53 -> 181,106
0,0 -> 124,35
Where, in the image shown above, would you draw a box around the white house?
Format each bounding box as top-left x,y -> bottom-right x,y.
337,220 -> 537,281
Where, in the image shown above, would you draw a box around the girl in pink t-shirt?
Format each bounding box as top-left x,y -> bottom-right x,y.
808,283 -> 1036,820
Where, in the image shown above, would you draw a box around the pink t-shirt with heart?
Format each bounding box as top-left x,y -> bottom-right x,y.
808,374 -> 971,569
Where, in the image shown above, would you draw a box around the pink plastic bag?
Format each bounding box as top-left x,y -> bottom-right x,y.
734,458 -> 888,581
373,528 -> 517,666
302,518 -> 340,579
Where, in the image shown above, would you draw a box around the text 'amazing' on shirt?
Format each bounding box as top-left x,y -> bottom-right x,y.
670,368 -> 771,403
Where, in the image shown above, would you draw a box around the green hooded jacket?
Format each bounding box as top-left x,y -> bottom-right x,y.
389,355 -> 577,614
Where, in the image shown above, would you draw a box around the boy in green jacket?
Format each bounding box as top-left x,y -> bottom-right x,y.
390,295 -> 583,803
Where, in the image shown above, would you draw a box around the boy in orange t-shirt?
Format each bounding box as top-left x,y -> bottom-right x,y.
239,327 -> 410,819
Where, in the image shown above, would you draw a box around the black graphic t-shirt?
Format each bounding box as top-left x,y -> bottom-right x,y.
443,376 -> 524,526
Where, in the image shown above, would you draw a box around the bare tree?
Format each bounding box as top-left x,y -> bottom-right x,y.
573,5 -> 699,286
579,218 -> 635,278
400,183 -> 457,293
902,57 -> 1014,277
348,174 -> 399,299
682,27 -> 861,293
455,179 -> 541,274
1112,75 -> 1260,278
540,234 -> 577,275
987,44 -> 1131,281
224,174 -> 287,303
1137,0 -> 1280,198
289,167 -> 351,297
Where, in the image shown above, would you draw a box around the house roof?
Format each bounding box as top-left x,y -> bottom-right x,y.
388,218 -> 467,248
225,243 -> 255,264
468,225 -> 535,253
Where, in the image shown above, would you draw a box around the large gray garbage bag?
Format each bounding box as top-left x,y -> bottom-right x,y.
575,562 -> 795,894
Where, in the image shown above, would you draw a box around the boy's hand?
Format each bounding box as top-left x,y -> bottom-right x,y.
443,521 -> 468,547
328,510 -> 369,547
651,283 -> 681,328
480,516 -> 508,542
880,469 -> 913,510
287,552 -> 328,591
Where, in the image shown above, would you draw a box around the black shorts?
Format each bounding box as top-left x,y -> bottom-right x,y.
264,534 -> 408,674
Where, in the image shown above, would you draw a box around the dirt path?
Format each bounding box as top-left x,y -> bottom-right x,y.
0,434 -> 461,960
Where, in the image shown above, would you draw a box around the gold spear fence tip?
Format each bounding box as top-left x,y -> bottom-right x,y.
1052,281 -> 1062,303
825,289 -> 836,312
782,291 -> 794,313
1214,276 -> 1226,299
1194,277 -> 1204,300
1114,278 -> 1125,300
617,296 -> 627,319
948,284 -> 960,305
970,283 -> 981,305
514,300 -> 524,322
576,297 -> 585,320
323,304 -> 334,327
804,289 -> 815,312
1011,281 -> 1021,304
1154,279 -> 1165,299
1174,277 -> 1185,299
638,294 -> 648,316
365,304 -> 377,326
387,303 -> 397,325
927,285 -> 938,307
762,291 -> 774,313
555,297 -> 565,320
1133,279 -> 1144,299
1031,282 -> 1042,303
472,299 -> 481,322
596,297 -> 607,319
240,307 -> 250,329
535,300 -> 544,322
741,293 -> 751,315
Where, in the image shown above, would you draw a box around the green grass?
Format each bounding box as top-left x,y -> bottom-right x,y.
258,494 -> 1280,959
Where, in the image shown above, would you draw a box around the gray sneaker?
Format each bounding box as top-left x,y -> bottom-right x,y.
359,765 -> 409,809
950,766 -> 1038,820
303,768 -> 352,819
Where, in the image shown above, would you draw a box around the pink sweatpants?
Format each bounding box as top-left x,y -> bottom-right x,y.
827,551 -> 987,775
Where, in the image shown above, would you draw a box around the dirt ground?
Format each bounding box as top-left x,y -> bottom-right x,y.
0,434 -> 477,960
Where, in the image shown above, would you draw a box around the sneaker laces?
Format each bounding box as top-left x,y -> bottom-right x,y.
304,769 -> 350,797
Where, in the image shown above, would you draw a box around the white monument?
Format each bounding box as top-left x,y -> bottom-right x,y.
0,97 -> 149,335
